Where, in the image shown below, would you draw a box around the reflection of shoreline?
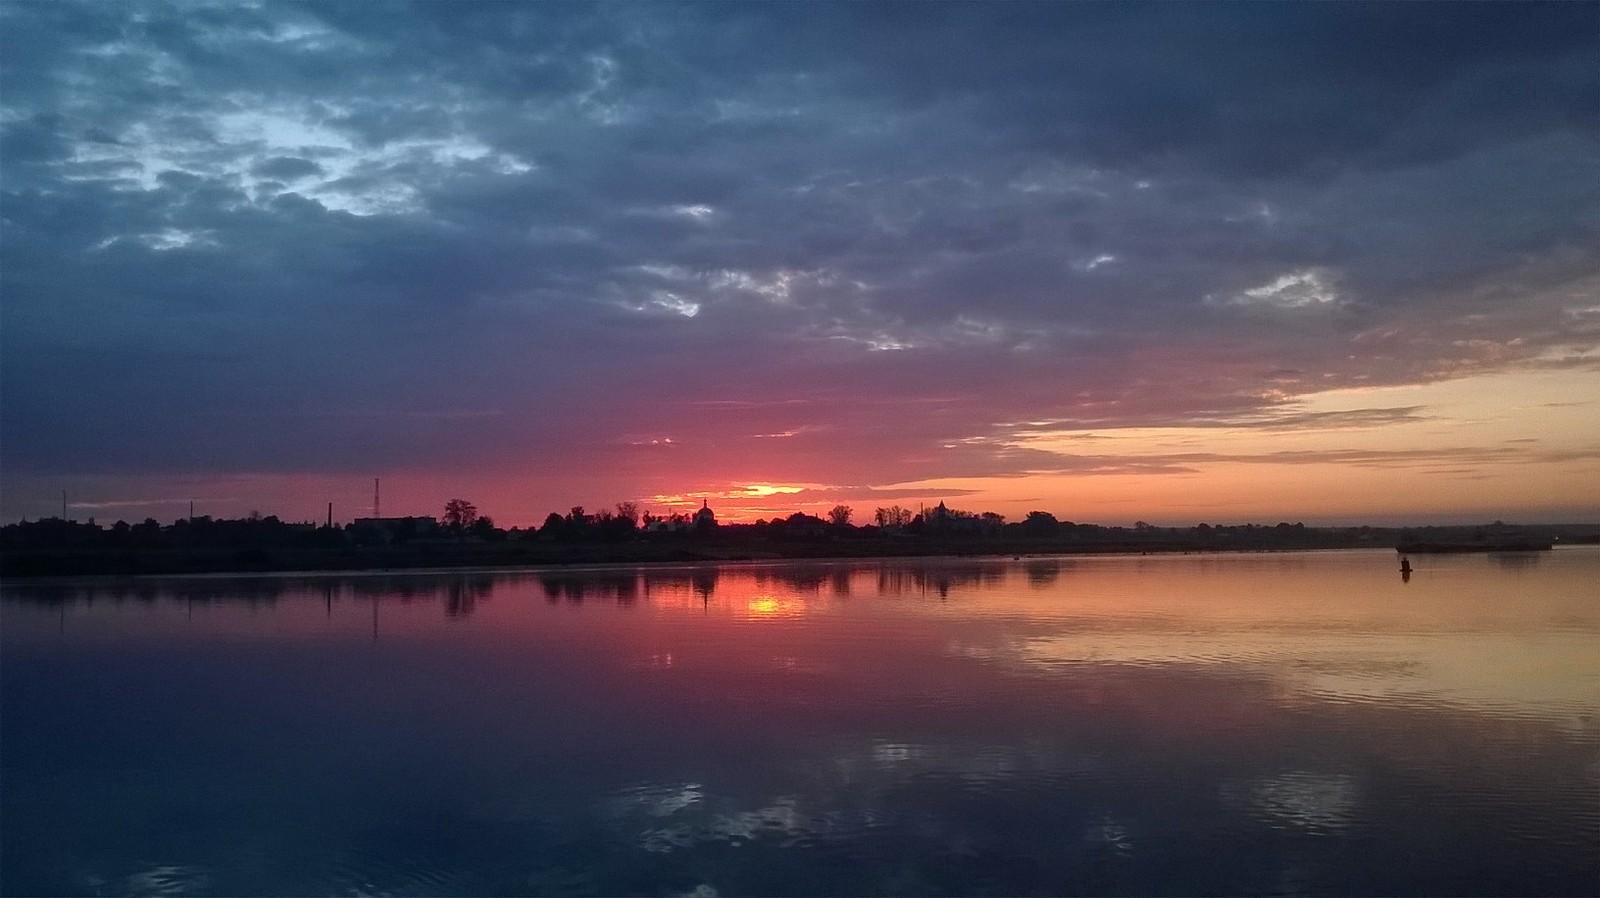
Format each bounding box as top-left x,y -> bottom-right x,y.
0,558 -> 1039,608
8,548 -> 1599,613
10,543 -> 1595,591
9,552 -> 1597,724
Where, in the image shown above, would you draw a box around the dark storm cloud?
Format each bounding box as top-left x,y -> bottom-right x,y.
2,1 -> 1597,504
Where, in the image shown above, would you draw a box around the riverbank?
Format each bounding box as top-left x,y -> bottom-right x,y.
0,532 -> 1392,578
8,522 -> 1592,580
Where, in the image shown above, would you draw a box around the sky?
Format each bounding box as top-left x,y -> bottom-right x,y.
2,1 -> 1598,527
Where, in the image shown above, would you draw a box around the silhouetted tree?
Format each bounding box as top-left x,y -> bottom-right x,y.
443,499 -> 479,530
828,505 -> 853,526
596,509 -> 637,540
770,511 -> 828,540
615,502 -> 640,526
1023,511 -> 1059,535
468,515 -> 498,540
874,505 -> 913,528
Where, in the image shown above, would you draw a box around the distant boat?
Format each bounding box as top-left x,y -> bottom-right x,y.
1395,537 -> 1553,554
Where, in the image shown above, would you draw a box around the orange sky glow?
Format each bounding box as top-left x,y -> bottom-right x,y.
23,366 -> 1596,528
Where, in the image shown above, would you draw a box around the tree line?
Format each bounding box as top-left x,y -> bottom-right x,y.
6,501 -> 1579,580
2,498 -> 1364,552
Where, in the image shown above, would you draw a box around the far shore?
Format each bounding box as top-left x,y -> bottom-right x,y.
0,542 -> 1381,583
6,525 -> 1595,580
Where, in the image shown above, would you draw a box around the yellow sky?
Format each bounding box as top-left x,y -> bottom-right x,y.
894,367 -> 1600,525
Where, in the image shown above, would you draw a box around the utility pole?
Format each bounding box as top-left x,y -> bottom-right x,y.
327,502 -> 333,528
374,478 -> 380,519
62,490 -> 67,520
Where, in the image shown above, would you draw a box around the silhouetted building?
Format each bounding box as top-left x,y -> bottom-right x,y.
694,499 -> 717,529
924,501 -> 993,534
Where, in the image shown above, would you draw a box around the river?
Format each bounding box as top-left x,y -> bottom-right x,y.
3,548 -> 1596,895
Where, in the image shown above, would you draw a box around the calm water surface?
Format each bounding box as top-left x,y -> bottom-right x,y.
3,549 -> 1597,896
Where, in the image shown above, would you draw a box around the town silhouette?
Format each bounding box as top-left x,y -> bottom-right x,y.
3,497 -> 1587,578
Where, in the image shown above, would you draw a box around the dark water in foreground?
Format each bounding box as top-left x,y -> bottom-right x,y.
3,549 -> 1597,896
